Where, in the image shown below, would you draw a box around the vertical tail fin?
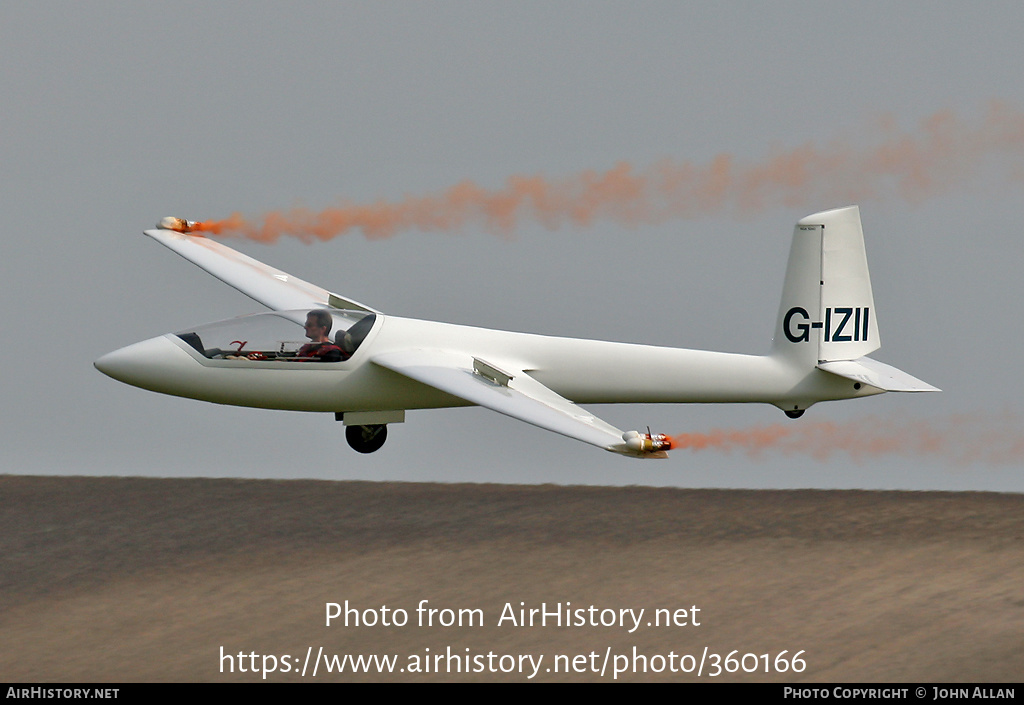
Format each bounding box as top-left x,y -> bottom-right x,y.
771,206 -> 938,395
772,205 -> 879,365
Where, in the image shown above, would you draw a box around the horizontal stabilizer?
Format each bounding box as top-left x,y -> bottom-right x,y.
818,357 -> 939,392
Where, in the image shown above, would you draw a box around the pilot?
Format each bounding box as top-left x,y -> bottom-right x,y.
297,309 -> 345,362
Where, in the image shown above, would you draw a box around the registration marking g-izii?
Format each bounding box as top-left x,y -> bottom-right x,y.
783,306 -> 870,344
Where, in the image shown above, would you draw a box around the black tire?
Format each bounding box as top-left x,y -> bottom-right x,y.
346,424 -> 388,453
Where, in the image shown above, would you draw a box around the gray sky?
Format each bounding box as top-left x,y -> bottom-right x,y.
4,2 -> 1023,491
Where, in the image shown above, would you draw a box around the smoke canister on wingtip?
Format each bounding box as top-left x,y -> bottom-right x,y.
157,216 -> 197,233
623,430 -> 673,453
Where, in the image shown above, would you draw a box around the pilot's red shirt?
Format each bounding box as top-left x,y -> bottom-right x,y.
297,342 -> 346,361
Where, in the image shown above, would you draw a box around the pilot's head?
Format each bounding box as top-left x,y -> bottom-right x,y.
304,309 -> 333,341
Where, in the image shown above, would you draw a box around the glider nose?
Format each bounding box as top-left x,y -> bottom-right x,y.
94,335 -> 195,393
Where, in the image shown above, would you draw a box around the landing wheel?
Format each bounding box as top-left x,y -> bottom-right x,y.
784,409 -> 805,419
346,424 -> 388,453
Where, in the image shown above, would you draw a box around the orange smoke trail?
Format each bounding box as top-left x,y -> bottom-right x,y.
668,415 -> 1024,465
194,102 -> 1024,242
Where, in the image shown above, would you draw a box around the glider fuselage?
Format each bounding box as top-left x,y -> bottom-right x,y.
97,313 -> 876,414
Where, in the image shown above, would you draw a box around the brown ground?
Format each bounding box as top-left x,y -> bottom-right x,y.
1,475 -> 1021,682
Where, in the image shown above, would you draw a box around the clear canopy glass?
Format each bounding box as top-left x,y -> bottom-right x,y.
176,309 -> 376,361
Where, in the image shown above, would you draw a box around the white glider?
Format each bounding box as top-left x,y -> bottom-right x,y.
95,206 -> 937,458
